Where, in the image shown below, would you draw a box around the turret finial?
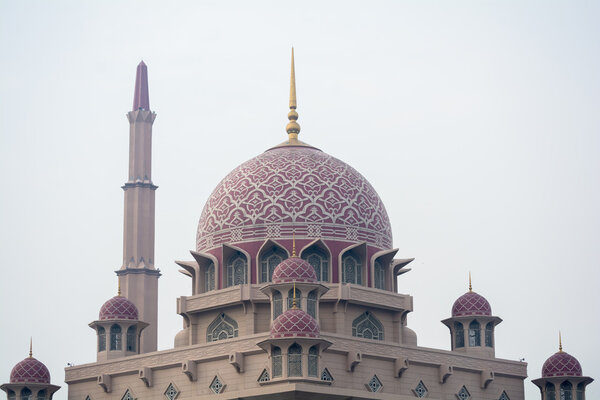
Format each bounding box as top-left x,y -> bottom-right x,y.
286,48 -> 301,141
468,271 -> 472,292
118,279 -> 122,296
133,60 -> 150,111
292,281 -> 298,309
29,337 -> 33,358
559,331 -> 563,352
292,233 -> 297,258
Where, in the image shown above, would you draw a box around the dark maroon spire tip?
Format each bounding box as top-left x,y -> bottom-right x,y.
132,61 -> 150,111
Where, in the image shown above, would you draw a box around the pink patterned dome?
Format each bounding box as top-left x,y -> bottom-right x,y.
10,357 -> 51,384
451,291 -> 492,317
196,145 -> 392,251
542,351 -> 583,377
99,295 -> 139,320
271,308 -> 319,338
272,257 -> 317,284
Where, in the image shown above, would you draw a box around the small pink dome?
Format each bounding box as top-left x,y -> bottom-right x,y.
99,295 -> 138,320
10,357 -> 51,384
272,257 -> 317,284
542,351 -> 583,377
452,291 -> 492,317
271,308 -> 319,338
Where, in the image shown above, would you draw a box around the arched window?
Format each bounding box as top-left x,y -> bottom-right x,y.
546,382 -> 556,400
226,253 -> 247,287
98,326 -> 106,351
7,390 -> 15,400
260,247 -> 286,283
207,313 -> 238,342
342,253 -> 362,285
110,324 -> 122,350
560,381 -> 573,400
468,320 -> 481,347
307,290 -> 317,318
308,346 -> 318,377
273,291 -> 283,319
374,260 -> 385,289
576,382 -> 585,400
272,347 -> 282,378
37,389 -> 46,400
485,322 -> 494,347
288,343 -> 302,377
205,262 -> 215,292
126,326 -> 136,352
21,388 -> 32,400
288,288 -> 302,310
302,248 -> 329,282
352,311 -> 384,340
454,322 -> 465,348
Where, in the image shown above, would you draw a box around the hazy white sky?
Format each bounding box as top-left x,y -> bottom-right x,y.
0,1 -> 598,399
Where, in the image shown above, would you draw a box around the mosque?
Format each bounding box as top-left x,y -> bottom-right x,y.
1,53 -> 594,400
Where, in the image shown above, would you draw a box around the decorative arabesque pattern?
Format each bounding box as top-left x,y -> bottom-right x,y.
196,147 -> 393,251
352,311 -> 384,340
457,386 -> 470,400
367,375 -> 383,392
210,376 -> 224,394
414,380 -> 428,397
164,383 -> 178,400
207,313 -> 238,342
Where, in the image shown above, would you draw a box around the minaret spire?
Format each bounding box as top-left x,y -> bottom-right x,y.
286,48 -> 301,141
29,337 -> 32,358
133,61 -> 150,111
117,62 -> 160,354
468,271 -> 472,292
559,331 -> 563,352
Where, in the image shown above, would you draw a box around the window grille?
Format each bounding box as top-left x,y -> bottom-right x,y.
226,254 -> 247,287
321,368 -> 334,382
302,249 -> 329,281
576,382 -> 585,400
98,327 -> 106,352
20,388 -> 32,400
367,375 -> 383,392
7,390 -> 16,400
272,347 -> 282,377
485,322 -> 494,347
260,248 -> 285,283
342,253 -> 362,285
308,346 -> 318,377
110,324 -> 122,350
546,382 -> 556,400
36,390 -> 46,400
352,311 -> 384,340
560,381 -> 573,400
374,260 -> 385,289
273,291 -> 283,319
288,343 -> 302,377
454,322 -> 464,348
307,290 -> 317,318
287,288 -> 302,310
414,380 -> 428,397
205,263 -> 215,292
126,326 -> 136,352
210,376 -> 224,394
456,386 -> 470,400
207,313 -> 238,342
164,383 -> 178,400
468,320 -> 481,347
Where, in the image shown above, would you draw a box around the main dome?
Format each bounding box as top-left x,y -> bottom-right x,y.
197,145 -> 392,251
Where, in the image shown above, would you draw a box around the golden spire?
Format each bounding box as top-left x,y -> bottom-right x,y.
292,281 -> 298,309
29,337 -> 33,358
559,331 -> 563,352
292,233 -> 297,258
118,279 -> 122,296
468,271 -> 472,292
286,47 -> 301,141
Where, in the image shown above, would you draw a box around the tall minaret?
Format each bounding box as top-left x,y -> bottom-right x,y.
116,61 -> 160,354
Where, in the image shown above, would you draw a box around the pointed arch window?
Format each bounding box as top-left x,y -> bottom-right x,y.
302,248 -> 329,281
342,253 -> 362,285
546,382 -> 556,400
374,260 -> 385,289
308,346 -> 318,377
288,343 -> 302,377
207,313 -> 238,342
126,326 -> 136,352
454,322 -> 465,348
7,390 -> 16,400
260,247 -> 286,283
36,390 -> 46,400
110,324 -> 122,350
205,262 -> 215,292
307,290 -> 317,318
21,388 -> 32,400
273,291 -> 283,319
576,382 -> 585,400
485,322 -> 494,347
226,253 -> 247,287
560,381 -> 573,400
272,347 -> 282,378
288,288 -> 302,310
352,311 -> 384,340
468,320 -> 481,347
98,326 -> 106,351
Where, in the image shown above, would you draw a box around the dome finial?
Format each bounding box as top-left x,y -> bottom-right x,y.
286,47 -> 301,141
29,337 -> 33,358
292,281 -> 298,309
118,279 -> 122,296
292,232 -> 297,257
559,331 -> 563,352
468,271 -> 472,292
